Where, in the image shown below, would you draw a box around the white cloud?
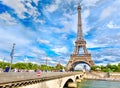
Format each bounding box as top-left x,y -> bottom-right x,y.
0,25 -> 35,53
46,4 -> 58,12
91,47 -> 120,65
65,0 -> 78,5
55,0 -> 61,4
37,38 -> 50,45
61,34 -> 67,40
50,27 -> 63,33
82,0 -> 101,7
32,61 -> 40,65
58,16 -> 75,33
2,0 -> 40,19
49,60 -> 57,64
0,52 -> 10,61
25,1 -> 40,17
86,40 -> 106,48
56,13 -> 77,34
107,21 -> 120,29
61,8 -> 91,35
86,42 -> 99,48
41,56 -> 52,61
52,46 -> 68,54
45,0 -> 61,13
0,33 -> 30,52
31,47 -> 46,55
2,0 -> 27,18
34,18 -> 45,24
0,12 -> 17,25
100,6 -> 116,20
100,0 -> 120,20
110,61 -> 120,65
0,59 -> 3,62
33,0 -> 39,6
82,9 -> 91,34
24,57 -> 29,62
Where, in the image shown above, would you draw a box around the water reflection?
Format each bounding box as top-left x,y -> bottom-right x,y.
78,80 -> 120,88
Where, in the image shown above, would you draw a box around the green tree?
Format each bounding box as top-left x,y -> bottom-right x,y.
91,65 -> 100,71
0,61 -> 10,69
13,62 -> 27,69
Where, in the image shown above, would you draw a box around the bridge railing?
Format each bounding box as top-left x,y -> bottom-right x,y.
0,72 -> 82,84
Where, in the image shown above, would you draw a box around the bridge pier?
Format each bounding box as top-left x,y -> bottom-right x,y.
76,79 -> 81,82
68,82 -> 77,88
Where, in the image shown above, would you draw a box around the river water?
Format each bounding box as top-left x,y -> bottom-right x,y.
77,79 -> 120,88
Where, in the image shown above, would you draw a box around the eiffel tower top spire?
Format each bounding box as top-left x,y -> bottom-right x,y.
77,5 -> 83,41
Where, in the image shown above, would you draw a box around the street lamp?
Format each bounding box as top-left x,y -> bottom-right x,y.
2,57 -> 5,70
45,56 -> 48,72
9,43 -> 15,72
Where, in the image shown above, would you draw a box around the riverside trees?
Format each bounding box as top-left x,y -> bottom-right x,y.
91,63 -> 120,72
0,61 -> 65,71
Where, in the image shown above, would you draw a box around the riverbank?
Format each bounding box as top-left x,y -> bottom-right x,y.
85,72 -> 120,81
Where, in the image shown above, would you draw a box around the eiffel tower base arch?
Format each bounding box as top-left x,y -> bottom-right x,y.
67,54 -> 94,71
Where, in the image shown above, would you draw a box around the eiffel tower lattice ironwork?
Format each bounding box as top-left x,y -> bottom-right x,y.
67,5 -> 94,71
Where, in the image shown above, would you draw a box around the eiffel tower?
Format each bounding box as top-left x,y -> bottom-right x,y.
67,5 -> 94,71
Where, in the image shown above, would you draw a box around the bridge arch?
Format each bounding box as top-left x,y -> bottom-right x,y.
63,78 -> 74,88
80,75 -> 82,77
76,76 -> 79,80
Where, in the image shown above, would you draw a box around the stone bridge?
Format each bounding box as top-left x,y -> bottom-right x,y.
0,72 -> 85,88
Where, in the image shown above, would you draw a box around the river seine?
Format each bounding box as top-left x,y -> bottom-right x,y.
77,79 -> 120,88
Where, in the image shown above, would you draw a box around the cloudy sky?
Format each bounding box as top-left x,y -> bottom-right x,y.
0,0 -> 120,67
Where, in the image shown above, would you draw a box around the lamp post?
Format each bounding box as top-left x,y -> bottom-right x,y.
2,57 -> 5,70
45,56 -> 48,72
9,43 -> 15,72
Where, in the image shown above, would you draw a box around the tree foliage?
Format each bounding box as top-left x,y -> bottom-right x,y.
91,63 -> 120,72
0,61 -> 65,71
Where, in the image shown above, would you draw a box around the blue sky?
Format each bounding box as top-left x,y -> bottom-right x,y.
0,0 -> 120,67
